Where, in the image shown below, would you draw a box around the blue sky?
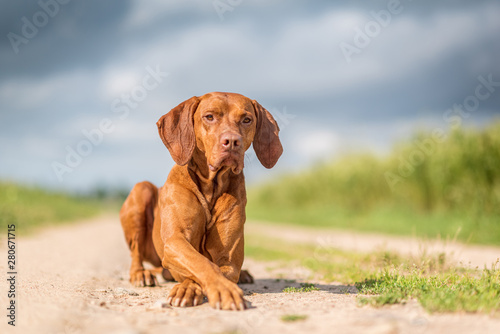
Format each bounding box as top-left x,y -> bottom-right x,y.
1,0 -> 499,192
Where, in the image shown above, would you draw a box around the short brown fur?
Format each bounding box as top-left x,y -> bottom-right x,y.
120,92 -> 282,310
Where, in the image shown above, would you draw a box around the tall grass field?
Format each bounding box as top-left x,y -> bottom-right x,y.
247,121 -> 500,245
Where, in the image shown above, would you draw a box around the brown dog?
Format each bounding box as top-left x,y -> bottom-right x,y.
120,92 -> 282,310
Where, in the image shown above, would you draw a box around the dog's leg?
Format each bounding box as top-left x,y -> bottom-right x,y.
149,267 -> 175,281
238,270 -> 254,284
120,181 -> 162,287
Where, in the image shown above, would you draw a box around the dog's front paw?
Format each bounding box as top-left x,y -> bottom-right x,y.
130,269 -> 157,287
167,280 -> 204,307
205,278 -> 247,311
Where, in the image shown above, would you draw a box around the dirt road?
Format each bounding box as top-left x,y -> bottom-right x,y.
1,216 -> 499,334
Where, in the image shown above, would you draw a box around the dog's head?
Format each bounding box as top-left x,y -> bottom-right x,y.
157,92 -> 282,174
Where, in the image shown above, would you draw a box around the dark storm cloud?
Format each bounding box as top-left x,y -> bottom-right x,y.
1,1 -> 132,79
1,0 -> 499,191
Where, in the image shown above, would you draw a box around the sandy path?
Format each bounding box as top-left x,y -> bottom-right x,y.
0,216 -> 499,334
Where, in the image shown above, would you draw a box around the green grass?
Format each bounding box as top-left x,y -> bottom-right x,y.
357,263 -> 500,314
281,314 -> 308,322
283,283 -> 319,293
245,234 -> 375,283
247,121 -> 500,245
244,234 -> 500,315
0,182 -> 113,234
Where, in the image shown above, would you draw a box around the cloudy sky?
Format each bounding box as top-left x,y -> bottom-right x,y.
1,0 -> 499,192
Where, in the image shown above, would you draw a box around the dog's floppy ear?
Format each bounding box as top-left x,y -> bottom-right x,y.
157,96 -> 200,166
252,100 -> 283,168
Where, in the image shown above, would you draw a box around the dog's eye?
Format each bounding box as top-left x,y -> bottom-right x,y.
204,114 -> 214,122
242,117 -> 252,124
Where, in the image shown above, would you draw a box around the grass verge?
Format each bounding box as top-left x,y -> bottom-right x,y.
247,205 -> 500,246
245,233 -> 500,315
247,121 -> 500,246
0,182 -> 115,234
281,314 -> 308,322
357,263 -> 500,314
283,283 -> 319,293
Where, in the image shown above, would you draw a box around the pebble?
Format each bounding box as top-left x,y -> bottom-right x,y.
149,299 -> 171,310
113,287 -> 139,296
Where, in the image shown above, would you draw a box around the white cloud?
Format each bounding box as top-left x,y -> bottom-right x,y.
121,1 -> 183,30
293,127 -> 340,160
120,6 -> 495,99
0,69 -> 96,111
99,67 -> 144,100
107,118 -> 158,144
356,5 -> 500,81
2,1 -> 498,191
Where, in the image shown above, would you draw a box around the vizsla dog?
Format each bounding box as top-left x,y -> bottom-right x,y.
120,92 -> 282,311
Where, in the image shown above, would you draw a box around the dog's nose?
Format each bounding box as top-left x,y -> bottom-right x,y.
220,132 -> 242,150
